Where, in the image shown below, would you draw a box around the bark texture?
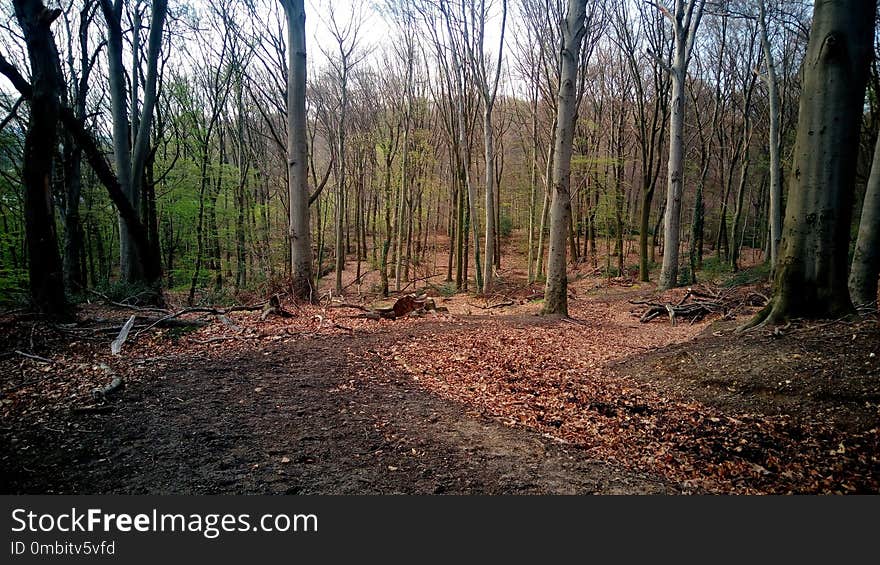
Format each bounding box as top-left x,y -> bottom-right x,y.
14,0 -> 68,317
658,0 -> 705,290
765,0 -> 875,322
284,0 -> 313,300
849,131 -> 880,308
543,0 -> 587,316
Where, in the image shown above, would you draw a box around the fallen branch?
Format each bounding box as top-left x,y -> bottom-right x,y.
468,299 -> 515,310
630,286 -> 762,325
87,289 -> 170,314
13,350 -> 54,364
330,302 -> 371,312
92,376 -> 124,400
111,315 -> 136,354
189,336 -> 248,344
132,304 -> 261,338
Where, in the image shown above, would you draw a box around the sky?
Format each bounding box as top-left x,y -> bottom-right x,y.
304,0 -> 508,79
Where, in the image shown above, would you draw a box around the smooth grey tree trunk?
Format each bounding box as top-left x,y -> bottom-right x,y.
283,0 -> 313,300
101,0 -> 135,280
100,0 -> 166,287
481,0 -> 507,294
527,79 -> 539,283
757,0 -> 875,324
849,131 -> 880,308
758,0 -> 783,271
482,109 -> 497,293
395,43 -> 413,292
535,116 -> 556,279
543,0 -> 587,316
657,0 -> 705,290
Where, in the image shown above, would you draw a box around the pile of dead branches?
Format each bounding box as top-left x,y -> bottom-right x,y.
332,293 -> 447,320
631,286 -> 768,326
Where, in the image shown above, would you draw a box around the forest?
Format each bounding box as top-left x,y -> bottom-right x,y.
0,0 -> 878,495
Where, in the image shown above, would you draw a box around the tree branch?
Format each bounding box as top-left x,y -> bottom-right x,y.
645,49 -> 672,74
0,96 -> 24,133
308,156 -> 334,206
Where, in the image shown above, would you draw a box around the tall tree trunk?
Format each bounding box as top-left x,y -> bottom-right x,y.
536,117 -> 556,279
849,130 -> 880,308
755,0 -> 875,324
100,0 -> 166,288
543,0 -> 587,316
381,155 -> 393,297
283,0 -> 313,300
658,0 -> 705,290
759,0 -> 783,272
395,93 -> 411,292
481,0 -> 507,293
14,0 -> 68,317
482,108 -> 497,293
527,97 -> 539,283
101,0 -> 137,282
62,136 -> 85,292
659,62 -> 686,289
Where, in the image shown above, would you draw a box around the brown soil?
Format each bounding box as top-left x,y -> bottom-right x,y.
1,320 -> 672,495
617,318 -> 880,434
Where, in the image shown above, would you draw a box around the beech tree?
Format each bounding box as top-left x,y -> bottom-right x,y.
11,0 -> 67,317
849,131 -> 880,309
751,0 -> 875,324
654,0 -> 706,290
542,0 -> 587,316
758,0 -> 783,271
99,0 -> 167,290
282,0 -> 313,300
476,0 -> 507,294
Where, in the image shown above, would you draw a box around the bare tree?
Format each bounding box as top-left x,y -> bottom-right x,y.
652,0 -> 706,290
476,0 -> 507,294
10,0 -> 68,316
281,0 -> 313,299
99,0 -> 167,289
758,0 -> 783,271
543,0 -> 588,316
849,130 -> 880,309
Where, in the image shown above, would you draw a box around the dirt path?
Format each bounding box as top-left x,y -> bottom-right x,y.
1,322 -> 673,495
3,281 -> 876,494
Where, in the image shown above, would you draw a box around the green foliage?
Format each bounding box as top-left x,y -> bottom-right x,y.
95,280 -> 158,304
678,264 -> 694,286
599,263 -> 640,279
0,268 -> 28,308
498,214 -> 513,238
697,255 -> 733,282
722,262 -> 771,288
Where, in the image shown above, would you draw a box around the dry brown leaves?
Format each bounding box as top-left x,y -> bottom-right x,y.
2,289 -> 878,494
358,298 -> 879,494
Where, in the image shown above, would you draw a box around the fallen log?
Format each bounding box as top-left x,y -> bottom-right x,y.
92,375 -> 124,400
340,293 -> 440,320
13,350 -> 54,364
260,295 -> 293,320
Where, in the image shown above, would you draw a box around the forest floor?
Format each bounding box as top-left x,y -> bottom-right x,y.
1,240 -> 878,494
